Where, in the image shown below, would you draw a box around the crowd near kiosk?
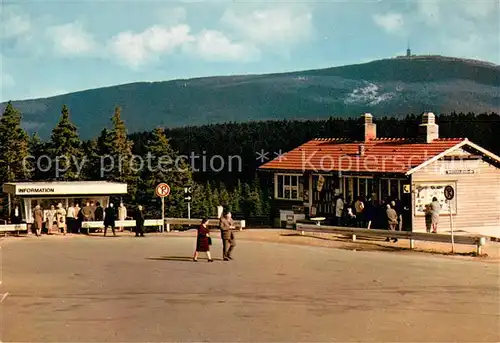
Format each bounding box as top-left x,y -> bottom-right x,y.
2,181 -> 128,233
259,113 -> 500,238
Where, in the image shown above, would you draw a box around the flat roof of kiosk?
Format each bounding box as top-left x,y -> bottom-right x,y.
2,181 -> 128,196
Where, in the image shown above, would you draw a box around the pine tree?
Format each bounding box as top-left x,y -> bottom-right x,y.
229,179 -> 243,214
48,105 -> 84,180
0,102 -> 31,182
219,182 -> 230,209
139,127 -> 193,217
101,107 -> 138,201
81,138 -> 100,180
211,187 -> 220,217
191,183 -> 207,218
204,181 -> 214,216
28,132 -> 45,181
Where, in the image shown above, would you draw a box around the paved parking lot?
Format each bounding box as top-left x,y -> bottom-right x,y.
1,234 -> 499,342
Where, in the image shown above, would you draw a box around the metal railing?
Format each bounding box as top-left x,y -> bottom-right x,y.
296,223 -> 487,255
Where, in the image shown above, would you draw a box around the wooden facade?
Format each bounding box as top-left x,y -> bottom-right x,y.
410,148 -> 500,237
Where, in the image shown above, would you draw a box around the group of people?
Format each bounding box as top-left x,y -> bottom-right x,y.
193,211 -> 236,262
333,195 -> 441,234
334,195 -> 404,230
18,201 -> 146,237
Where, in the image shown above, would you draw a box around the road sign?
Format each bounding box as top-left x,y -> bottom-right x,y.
444,185 -> 454,200
155,183 -> 170,197
184,196 -> 192,201
403,184 -> 411,194
184,187 -> 192,193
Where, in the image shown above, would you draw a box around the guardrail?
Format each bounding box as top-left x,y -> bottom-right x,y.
164,218 -> 245,231
0,223 -> 28,235
0,218 -> 247,235
81,218 -> 246,232
81,219 -> 164,229
296,223 -> 487,255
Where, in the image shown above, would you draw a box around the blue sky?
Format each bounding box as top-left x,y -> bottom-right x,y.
1,0 -> 499,102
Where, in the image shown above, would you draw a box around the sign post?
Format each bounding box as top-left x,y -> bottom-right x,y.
444,185 -> 455,253
184,186 -> 192,219
156,183 -> 170,232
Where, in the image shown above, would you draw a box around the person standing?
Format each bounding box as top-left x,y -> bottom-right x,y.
354,197 -> 365,227
94,202 -> 104,221
134,205 -> 145,237
81,202 -> 93,234
365,199 -> 376,229
103,203 -> 116,236
56,203 -> 66,235
193,218 -> 213,262
33,205 -> 43,237
10,205 -> 22,224
424,204 -> 432,233
335,195 -> 344,226
118,202 -> 127,232
74,203 -> 82,233
391,200 -> 403,231
66,203 -> 76,234
386,203 -> 398,243
219,211 -> 236,261
430,197 -> 441,233
46,204 -> 57,234
95,202 -> 104,233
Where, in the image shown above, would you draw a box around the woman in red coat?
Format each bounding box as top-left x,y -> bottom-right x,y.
193,218 -> 213,262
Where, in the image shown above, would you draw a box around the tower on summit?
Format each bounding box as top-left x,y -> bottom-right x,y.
406,39 -> 411,57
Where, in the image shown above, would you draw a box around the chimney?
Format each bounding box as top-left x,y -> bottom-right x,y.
358,144 -> 365,156
362,113 -> 377,141
419,112 -> 439,143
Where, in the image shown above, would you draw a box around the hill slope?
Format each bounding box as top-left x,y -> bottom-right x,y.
2,55 -> 499,140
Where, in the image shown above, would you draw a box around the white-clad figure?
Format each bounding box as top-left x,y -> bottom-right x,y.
118,202 -> 127,232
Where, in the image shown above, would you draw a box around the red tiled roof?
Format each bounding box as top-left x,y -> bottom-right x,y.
258,138 -> 466,174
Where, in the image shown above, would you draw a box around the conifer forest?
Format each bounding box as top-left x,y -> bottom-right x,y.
1,101 -> 499,222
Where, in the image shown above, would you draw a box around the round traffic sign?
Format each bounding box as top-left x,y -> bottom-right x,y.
444,185 -> 454,200
155,183 -> 170,197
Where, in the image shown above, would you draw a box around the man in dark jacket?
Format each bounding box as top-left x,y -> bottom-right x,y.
94,202 -> 104,221
134,205 -> 145,237
219,211 -> 236,261
104,203 -> 116,236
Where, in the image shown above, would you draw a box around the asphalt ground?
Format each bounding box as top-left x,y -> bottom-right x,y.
1,233 -> 499,342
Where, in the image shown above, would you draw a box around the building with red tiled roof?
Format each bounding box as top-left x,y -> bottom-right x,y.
258,113 -> 500,238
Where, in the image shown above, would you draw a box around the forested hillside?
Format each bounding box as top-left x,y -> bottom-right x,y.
2,56 -> 499,140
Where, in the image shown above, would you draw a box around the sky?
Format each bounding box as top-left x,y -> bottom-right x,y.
1,0 -> 499,102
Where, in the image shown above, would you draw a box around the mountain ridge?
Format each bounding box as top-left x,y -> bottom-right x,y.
2,55 -> 499,140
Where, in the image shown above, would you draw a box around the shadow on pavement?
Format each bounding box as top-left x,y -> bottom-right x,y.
146,256 -> 223,262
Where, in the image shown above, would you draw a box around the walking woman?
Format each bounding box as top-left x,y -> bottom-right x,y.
193,218 -> 213,262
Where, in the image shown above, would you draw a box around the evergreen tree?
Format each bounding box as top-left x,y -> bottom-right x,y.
229,179 -> 243,214
101,107 -> 138,201
191,183 -> 207,218
204,181 -> 214,216
0,102 -> 31,182
211,187 -> 220,216
48,105 -> 84,180
81,139 -> 101,180
139,127 -> 193,217
219,182 -> 230,209
28,132 -> 45,181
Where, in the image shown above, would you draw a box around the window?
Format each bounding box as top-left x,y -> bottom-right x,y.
275,174 -> 303,200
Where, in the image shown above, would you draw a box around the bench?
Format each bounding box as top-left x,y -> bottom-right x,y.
0,223 -> 28,236
296,223 -> 487,255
